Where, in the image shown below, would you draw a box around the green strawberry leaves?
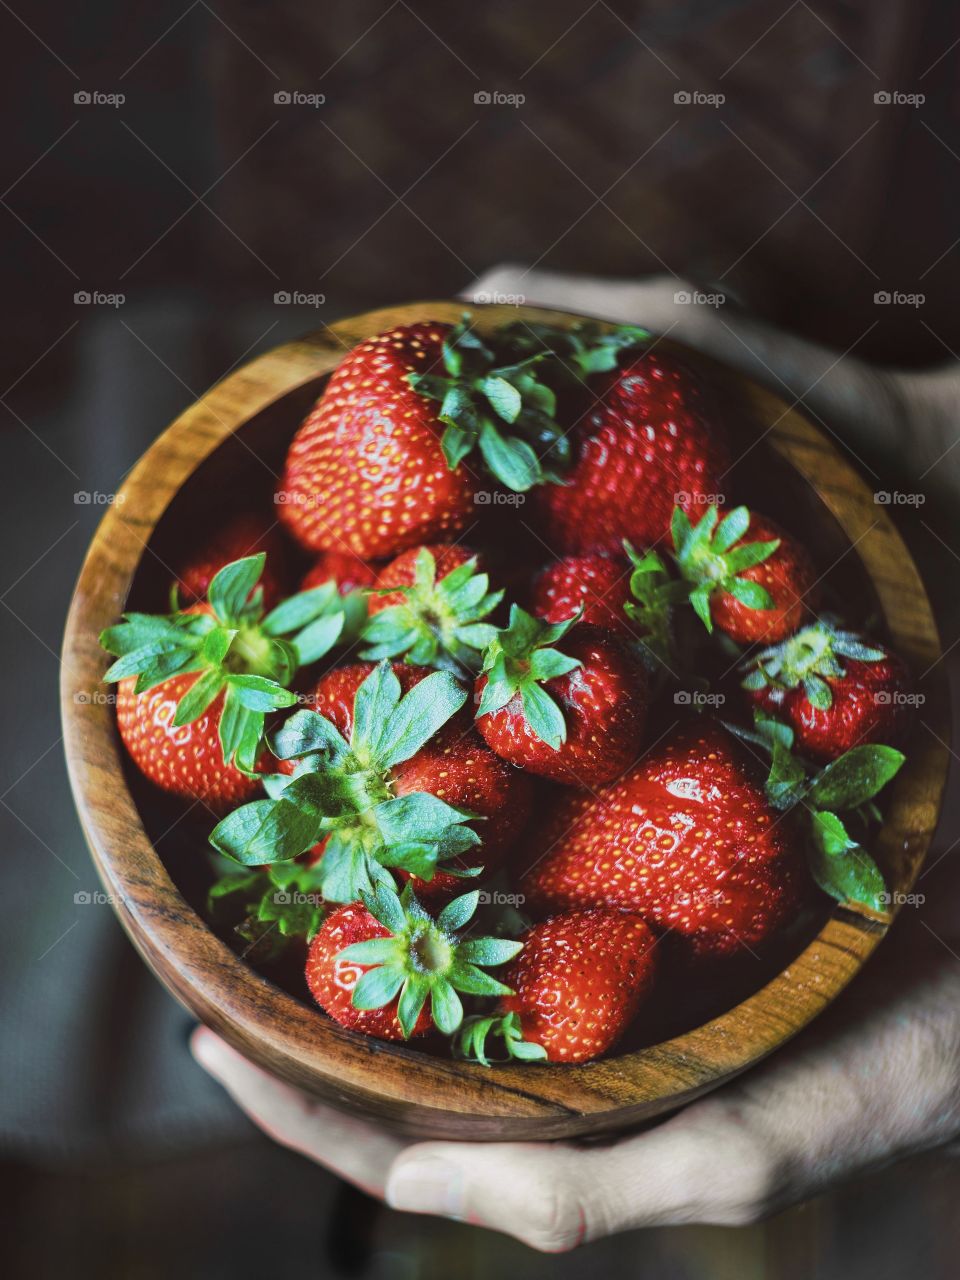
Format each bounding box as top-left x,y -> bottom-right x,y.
408,314 -> 649,492
338,884 -> 522,1039
622,541 -> 688,673
740,620 -> 887,711
208,858 -> 327,955
359,548 -> 502,675
209,661 -> 481,903
101,555 -> 362,774
728,710 -> 904,912
455,1011 -> 548,1066
476,605 -> 581,749
672,505 -> 780,633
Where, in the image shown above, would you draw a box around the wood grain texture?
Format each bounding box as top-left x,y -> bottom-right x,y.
60,302 -> 950,1140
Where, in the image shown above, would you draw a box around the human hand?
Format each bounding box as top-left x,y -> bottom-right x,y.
192,267 -> 960,1250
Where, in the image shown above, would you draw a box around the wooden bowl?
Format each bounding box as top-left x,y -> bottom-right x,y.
61,302 -> 949,1141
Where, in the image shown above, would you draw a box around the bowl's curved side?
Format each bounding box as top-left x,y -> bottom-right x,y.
61,302 -> 950,1141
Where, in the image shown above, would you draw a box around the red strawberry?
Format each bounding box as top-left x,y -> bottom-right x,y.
360,544 -> 502,672
277,323 -> 478,558
475,608 -> 649,788
530,553 -> 633,635
458,909 -> 658,1064
300,549 -> 380,596
116,671 -> 260,813
305,885 -> 521,1041
306,902 -> 431,1041
103,556 -> 348,807
176,513 -> 289,610
217,661 -> 530,905
742,622 -> 911,761
530,349 -> 730,554
519,719 -> 808,958
367,543 -> 477,615
673,505 -> 819,645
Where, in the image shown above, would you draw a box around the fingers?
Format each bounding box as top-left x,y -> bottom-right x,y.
384,1104 -> 777,1251
191,1028 -> 407,1197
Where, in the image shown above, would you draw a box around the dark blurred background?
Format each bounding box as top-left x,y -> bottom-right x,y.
3,2 -> 960,1276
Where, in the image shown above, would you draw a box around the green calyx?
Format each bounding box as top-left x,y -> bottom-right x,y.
407,314 -> 649,493
741,620 -> 886,711
341,884 -> 523,1039
359,547 -> 502,675
622,540 -> 687,673
209,660 -> 482,903
475,604 -> 581,750
455,1010 -> 548,1066
101,554 -> 364,773
671,505 -> 780,633
208,858 -> 327,959
727,709 -> 905,911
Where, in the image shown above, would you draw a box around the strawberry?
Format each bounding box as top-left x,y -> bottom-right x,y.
530,543 -> 685,674
672,505 -> 818,644
530,552 -> 633,635
475,607 -> 649,788
115,671 -> 261,814
175,513 -> 290,611
529,348 -> 731,554
360,544 -> 502,673
101,555 -> 350,804
457,909 -> 658,1064
277,317 -> 582,559
519,720 -> 809,958
300,549 -> 380,596
212,660 -> 531,904
741,622 -> 912,761
305,885 -> 521,1041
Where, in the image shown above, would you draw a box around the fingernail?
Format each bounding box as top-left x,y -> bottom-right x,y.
386,1158 -> 466,1220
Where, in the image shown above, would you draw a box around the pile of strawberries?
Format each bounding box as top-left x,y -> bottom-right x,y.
100,315 -> 913,1065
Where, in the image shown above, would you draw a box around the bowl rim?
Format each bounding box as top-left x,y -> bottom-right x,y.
60,301 -> 951,1139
